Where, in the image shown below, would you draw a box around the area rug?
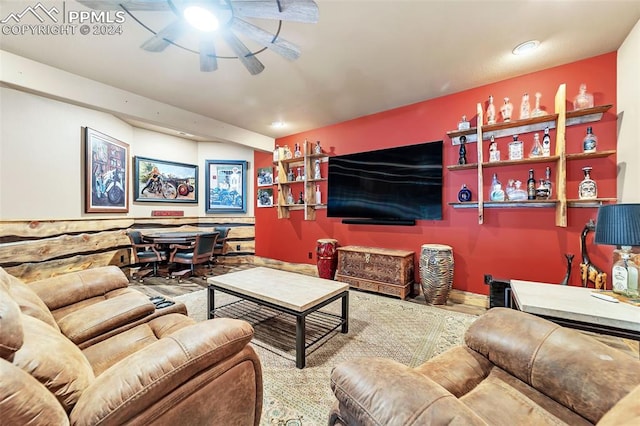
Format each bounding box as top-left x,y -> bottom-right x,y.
174,289 -> 477,426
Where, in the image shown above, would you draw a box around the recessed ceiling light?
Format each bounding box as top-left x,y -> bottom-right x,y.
271,121 -> 286,128
512,40 -> 540,55
184,6 -> 219,32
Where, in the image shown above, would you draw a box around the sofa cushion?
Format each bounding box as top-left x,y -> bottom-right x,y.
13,315 -> 95,413
0,267 -> 59,331
0,285 -> 24,360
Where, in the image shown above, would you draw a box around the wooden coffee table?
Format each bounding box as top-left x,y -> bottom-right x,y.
207,267 -> 349,368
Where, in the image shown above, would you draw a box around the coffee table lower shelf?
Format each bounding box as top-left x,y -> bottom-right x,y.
208,285 -> 349,368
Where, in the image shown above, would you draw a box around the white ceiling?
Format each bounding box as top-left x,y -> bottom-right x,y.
1,0 -> 639,142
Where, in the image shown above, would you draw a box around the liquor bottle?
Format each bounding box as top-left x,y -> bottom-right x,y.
527,169 -> 536,200
578,166 -> 597,199
458,115 -> 470,130
297,191 -> 305,204
500,97 -> 513,122
544,166 -> 552,198
314,140 -> 322,154
287,168 -> 295,182
612,251 -> 640,297
294,143 -> 302,158
273,144 -> 280,162
486,95 -> 496,125
531,92 -> 547,117
541,127 -> 551,157
283,145 -> 292,159
488,135 -> 500,162
314,159 -> 321,179
536,179 -> 550,200
510,181 -> 527,201
582,127 -> 598,153
529,133 -> 543,158
490,173 -> 505,201
573,83 -> 594,110
457,184 -> 472,202
315,184 -> 322,204
287,187 -> 294,204
508,135 -> 523,160
519,93 -> 530,120
458,135 -> 467,165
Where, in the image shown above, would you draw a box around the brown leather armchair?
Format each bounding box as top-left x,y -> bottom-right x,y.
329,308 -> 640,426
0,266 -> 263,425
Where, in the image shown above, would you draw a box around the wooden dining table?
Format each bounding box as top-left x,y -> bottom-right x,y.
140,231 -> 219,278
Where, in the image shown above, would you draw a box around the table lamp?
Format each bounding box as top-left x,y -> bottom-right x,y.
594,204 -> 640,297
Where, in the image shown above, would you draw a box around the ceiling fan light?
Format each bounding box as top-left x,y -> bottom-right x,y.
184,6 -> 219,32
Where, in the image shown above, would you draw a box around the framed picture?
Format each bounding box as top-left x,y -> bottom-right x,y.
257,188 -> 273,207
257,167 -> 273,187
85,127 -> 129,213
134,156 -> 198,203
205,160 -> 247,213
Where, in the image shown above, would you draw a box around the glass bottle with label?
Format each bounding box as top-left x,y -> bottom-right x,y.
458,115 -> 470,130
490,173 -> 505,201
314,159 -> 321,179
536,179 -> 550,200
287,187 -> 294,204
486,95 -> 496,125
541,127 -> 551,157
297,191 -> 305,204
519,93 -> 530,120
529,133 -> 544,158
508,135 -> 523,160
582,127 -> 598,153
510,180 -> 527,201
573,83 -> 594,110
612,250 -> 639,297
527,169 -> 536,200
314,140 -> 322,154
315,184 -> 322,204
578,166 -> 597,199
287,168 -> 295,182
294,143 -> 302,158
488,135 -> 500,162
500,97 -> 513,122
544,166 -> 552,198
273,144 -> 280,162
458,184 -> 472,202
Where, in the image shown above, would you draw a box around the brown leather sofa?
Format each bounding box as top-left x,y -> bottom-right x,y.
0,266 -> 263,425
329,307 -> 640,426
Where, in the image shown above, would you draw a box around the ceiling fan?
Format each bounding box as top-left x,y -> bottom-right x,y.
76,0 -> 319,75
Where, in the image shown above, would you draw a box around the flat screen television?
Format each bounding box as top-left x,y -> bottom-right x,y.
327,140 -> 443,225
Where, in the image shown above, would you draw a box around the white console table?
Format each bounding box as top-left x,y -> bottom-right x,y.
510,280 -> 640,342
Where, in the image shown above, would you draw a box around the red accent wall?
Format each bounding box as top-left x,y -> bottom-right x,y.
254,52 -> 618,295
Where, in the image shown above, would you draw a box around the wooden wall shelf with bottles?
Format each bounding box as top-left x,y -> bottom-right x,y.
274,140 -> 329,220
447,84 -> 615,226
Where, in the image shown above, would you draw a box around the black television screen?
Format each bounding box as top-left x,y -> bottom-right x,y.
327,141 -> 443,223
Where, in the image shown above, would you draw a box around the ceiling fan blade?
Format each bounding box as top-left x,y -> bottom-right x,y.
199,39 -> 218,72
231,0 -> 319,23
140,20 -> 186,52
76,0 -> 172,11
230,18 -> 300,60
221,31 -> 265,75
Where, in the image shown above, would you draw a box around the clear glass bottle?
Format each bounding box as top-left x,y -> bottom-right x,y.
287,168 -> 295,182
582,127 -> 598,153
283,145 -> 292,159
500,97 -> 513,122
486,95 -> 496,125
544,166 -> 552,199
315,184 -> 322,204
488,135 -> 500,162
314,159 -> 321,179
573,83 -> 594,110
314,140 -> 322,154
519,93 -> 530,120
527,169 -> 536,200
529,133 -> 543,158
458,115 -> 470,130
578,166 -> 597,200
531,92 -> 547,117
273,144 -> 280,162
510,180 -> 527,201
296,166 -> 304,181
542,127 -> 551,157
294,143 -> 302,158
505,179 -> 515,200
287,187 -> 294,204
612,250 -> 639,297
490,173 -> 505,201
508,135 -> 523,160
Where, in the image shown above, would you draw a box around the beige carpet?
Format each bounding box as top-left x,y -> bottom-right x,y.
174,289 -> 476,426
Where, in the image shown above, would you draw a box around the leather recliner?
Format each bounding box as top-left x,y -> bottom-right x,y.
0,266 -> 263,425
329,307 -> 640,426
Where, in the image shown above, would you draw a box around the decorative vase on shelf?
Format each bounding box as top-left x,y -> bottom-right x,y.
458,135 -> 467,165
486,95 -> 496,125
457,184 -> 472,202
488,135 -> 500,162
489,173 -> 505,201
458,115 -> 470,130
582,127 -> 598,153
519,93 -> 530,120
500,97 -> 513,122
578,166 -> 597,200
529,133 -> 544,158
531,92 -> 547,117
573,83 -> 594,110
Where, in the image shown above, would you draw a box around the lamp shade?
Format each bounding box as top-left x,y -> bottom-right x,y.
594,204 -> 640,247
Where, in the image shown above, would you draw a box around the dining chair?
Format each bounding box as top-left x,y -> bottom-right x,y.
212,227 -> 230,263
169,232 -> 219,281
127,230 -> 167,282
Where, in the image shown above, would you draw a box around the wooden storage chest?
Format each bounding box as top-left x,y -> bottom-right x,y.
335,246 -> 415,300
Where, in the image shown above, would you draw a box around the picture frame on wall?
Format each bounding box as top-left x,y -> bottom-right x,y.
134,156 -> 198,203
85,127 -> 129,213
257,188 -> 273,207
205,160 -> 247,213
257,167 -> 273,187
